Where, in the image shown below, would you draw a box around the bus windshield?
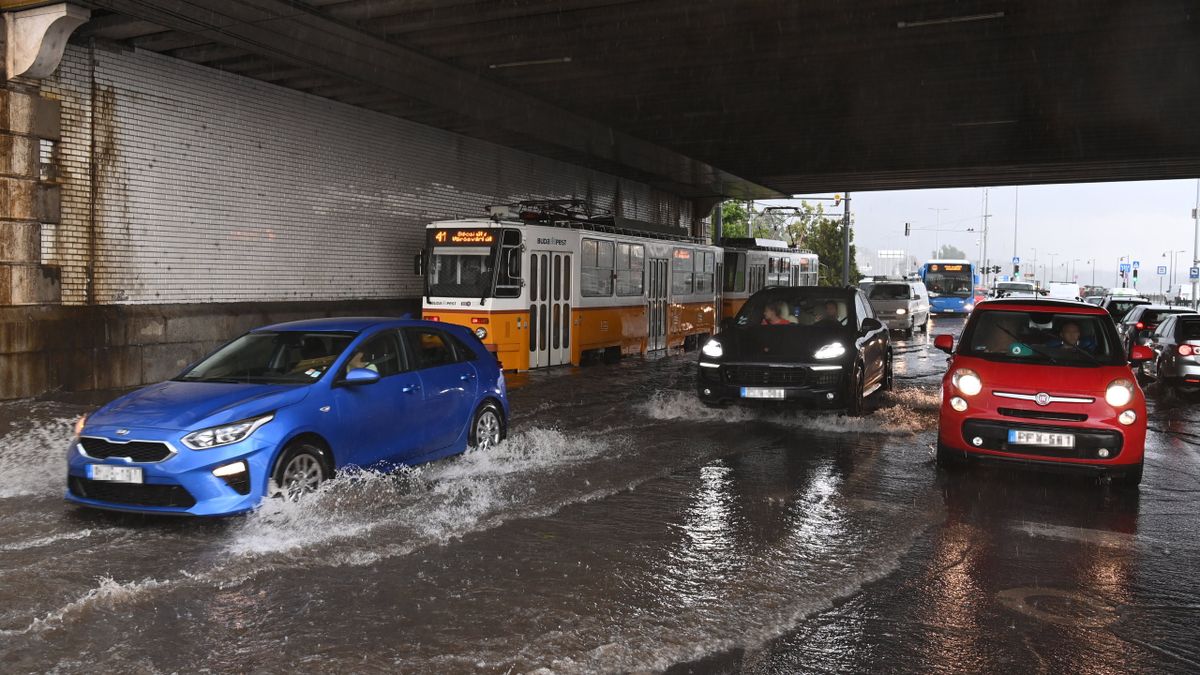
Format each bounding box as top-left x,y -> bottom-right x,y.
924,267 -> 973,298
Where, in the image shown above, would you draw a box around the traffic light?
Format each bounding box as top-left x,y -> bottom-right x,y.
833,194 -> 842,206
1013,264 -> 1020,274
904,222 -> 911,236
1132,268 -> 1139,282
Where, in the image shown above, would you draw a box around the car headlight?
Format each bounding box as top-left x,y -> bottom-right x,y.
474,326 -> 488,340
951,368 -> 982,396
814,342 -> 846,360
963,303 -> 975,312
701,339 -> 723,359
1105,379 -> 1134,407
73,414 -> 88,438
895,308 -> 907,315
182,414 -> 274,450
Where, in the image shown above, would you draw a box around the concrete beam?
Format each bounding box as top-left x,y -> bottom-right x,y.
4,3 -> 90,80
83,0 -> 777,200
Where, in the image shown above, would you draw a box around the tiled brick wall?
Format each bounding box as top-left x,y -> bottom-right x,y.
38,43 -> 694,306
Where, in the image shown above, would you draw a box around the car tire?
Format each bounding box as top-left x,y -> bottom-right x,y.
1111,462 -> 1143,488
271,441 -> 331,501
844,362 -> 866,416
903,323 -> 914,339
468,401 -> 505,451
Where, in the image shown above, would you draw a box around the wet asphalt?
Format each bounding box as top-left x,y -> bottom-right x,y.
0,317 -> 1198,673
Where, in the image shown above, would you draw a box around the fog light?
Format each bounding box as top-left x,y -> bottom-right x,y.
972,436 -> 984,447
1118,409 -> 1137,426
212,461 -> 247,477
474,327 -> 488,340
950,396 -> 968,412
703,388 -> 712,396
1097,448 -> 1111,458
826,392 -> 835,400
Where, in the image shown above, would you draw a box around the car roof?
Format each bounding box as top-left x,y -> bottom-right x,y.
253,316 -> 420,332
1135,305 -> 1190,312
975,298 -> 1108,314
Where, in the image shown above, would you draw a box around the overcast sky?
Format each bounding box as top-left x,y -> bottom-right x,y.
761,178 -> 1200,292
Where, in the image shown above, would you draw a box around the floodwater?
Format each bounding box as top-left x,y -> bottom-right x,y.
1,319 -> 1198,673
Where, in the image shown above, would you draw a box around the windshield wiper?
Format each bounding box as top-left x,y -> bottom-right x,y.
991,323 -> 1062,365
176,376 -> 247,384
1031,328 -> 1105,367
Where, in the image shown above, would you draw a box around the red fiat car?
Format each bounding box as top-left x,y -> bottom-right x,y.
934,298 -> 1151,486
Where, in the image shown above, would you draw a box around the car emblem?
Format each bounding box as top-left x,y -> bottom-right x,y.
1035,393 -> 1051,407
115,429 -> 131,436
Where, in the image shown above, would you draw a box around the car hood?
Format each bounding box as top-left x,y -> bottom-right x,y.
718,325 -> 856,363
88,380 -> 312,431
952,356 -> 1136,400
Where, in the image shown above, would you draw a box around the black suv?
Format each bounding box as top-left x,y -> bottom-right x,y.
697,286 -> 893,415
1118,304 -> 1196,355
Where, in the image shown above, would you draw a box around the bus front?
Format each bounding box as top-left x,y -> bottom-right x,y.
923,261 -> 977,315
422,223 -> 526,368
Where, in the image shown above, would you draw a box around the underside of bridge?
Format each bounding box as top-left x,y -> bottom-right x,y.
70,0 -> 1200,196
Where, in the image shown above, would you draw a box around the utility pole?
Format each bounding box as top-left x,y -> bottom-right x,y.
842,193 -> 852,286
980,188 -> 990,285
1012,187 -> 1019,277
1193,179 -> 1199,310
929,207 -> 948,254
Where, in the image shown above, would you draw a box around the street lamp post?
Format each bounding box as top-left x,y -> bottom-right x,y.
1087,258 -> 1096,287
1048,252 -> 1059,283
929,207 -> 948,253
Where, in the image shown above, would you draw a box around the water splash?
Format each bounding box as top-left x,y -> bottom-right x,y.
0,417 -> 73,499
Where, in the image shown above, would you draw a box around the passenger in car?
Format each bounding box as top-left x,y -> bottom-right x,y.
761,301 -> 794,325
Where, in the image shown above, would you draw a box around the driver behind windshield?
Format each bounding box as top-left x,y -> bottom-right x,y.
1047,320 -> 1097,353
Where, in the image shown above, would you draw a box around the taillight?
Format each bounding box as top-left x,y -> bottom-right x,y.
425,315 -> 440,322
470,317 -> 489,324
1135,322 -> 1144,330
1180,344 -> 1195,356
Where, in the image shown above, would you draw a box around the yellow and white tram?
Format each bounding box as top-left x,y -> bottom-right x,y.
719,238 -> 819,319
420,202 -> 722,371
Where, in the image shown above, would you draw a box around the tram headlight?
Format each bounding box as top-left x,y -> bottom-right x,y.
701,339 -> 723,359
474,327 -> 488,340
814,342 -> 845,360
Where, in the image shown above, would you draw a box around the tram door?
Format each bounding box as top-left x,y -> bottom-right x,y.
528,251 -> 573,368
647,258 -> 669,351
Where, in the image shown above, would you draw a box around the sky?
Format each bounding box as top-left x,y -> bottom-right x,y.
760,179 -> 1200,294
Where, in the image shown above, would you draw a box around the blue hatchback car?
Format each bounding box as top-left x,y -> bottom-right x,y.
66,317 -> 508,516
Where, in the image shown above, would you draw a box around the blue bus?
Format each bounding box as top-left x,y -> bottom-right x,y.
920,259 -> 980,315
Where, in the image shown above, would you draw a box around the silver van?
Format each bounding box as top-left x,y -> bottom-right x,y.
866,280 -> 930,336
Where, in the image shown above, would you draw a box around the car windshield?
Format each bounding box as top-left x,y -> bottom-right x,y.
736,291 -> 850,327
963,310 -> 1123,367
869,284 -> 911,300
177,331 -> 356,384
1109,300 -> 1146,319
996,282 -> 1035,292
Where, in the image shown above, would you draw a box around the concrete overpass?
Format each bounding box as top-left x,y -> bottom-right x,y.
2,0 -> 1199,398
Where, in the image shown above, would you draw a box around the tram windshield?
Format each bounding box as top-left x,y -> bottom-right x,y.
428,246 -> 496,297
425,227 -> 522,298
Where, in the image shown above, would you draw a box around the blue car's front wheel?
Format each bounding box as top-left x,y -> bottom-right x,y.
272,442 -> 331,501
470,403 -> 504,451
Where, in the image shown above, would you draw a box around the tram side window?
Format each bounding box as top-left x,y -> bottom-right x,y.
582,238 -> 615,297
723,252 -> 746,292
616,243 -> 645,296
495,230 -> 522,298
672,248 -> 694,294
694,251 -> 715,293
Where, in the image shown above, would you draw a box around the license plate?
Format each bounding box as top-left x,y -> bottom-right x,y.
88,464 -> 143,483
1007,430 -> 1075,448
741,387 -> 785,399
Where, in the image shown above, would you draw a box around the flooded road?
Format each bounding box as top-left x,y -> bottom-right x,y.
2,318 -> 1199,673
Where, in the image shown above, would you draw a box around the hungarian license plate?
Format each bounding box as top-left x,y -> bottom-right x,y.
741,387 -> 785,400
88,464 -> 143,483
1007,430 -> 1075,448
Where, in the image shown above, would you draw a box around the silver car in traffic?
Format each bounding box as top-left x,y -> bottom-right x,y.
866,280 -> 930,337
1144,313 -> 1200,394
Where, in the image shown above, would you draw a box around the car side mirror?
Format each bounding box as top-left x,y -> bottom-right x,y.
344,368 -> 381,385
1130,345 -> 1154,363
861,317 -> 883,332
934,334 -> 954,354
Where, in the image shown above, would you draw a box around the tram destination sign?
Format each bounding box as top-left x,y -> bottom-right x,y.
432,229 -> 496,245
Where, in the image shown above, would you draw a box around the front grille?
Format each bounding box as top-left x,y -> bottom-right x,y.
723,365 -> 841,388
80,437 -> 173,462
998,408 -> 1088,423
69,477 -> 196,508
961,419 -> 1123,460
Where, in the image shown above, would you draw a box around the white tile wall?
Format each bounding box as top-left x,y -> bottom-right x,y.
39,44 -> 694,305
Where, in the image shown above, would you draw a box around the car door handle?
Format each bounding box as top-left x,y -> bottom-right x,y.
402,384 -> 421,393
